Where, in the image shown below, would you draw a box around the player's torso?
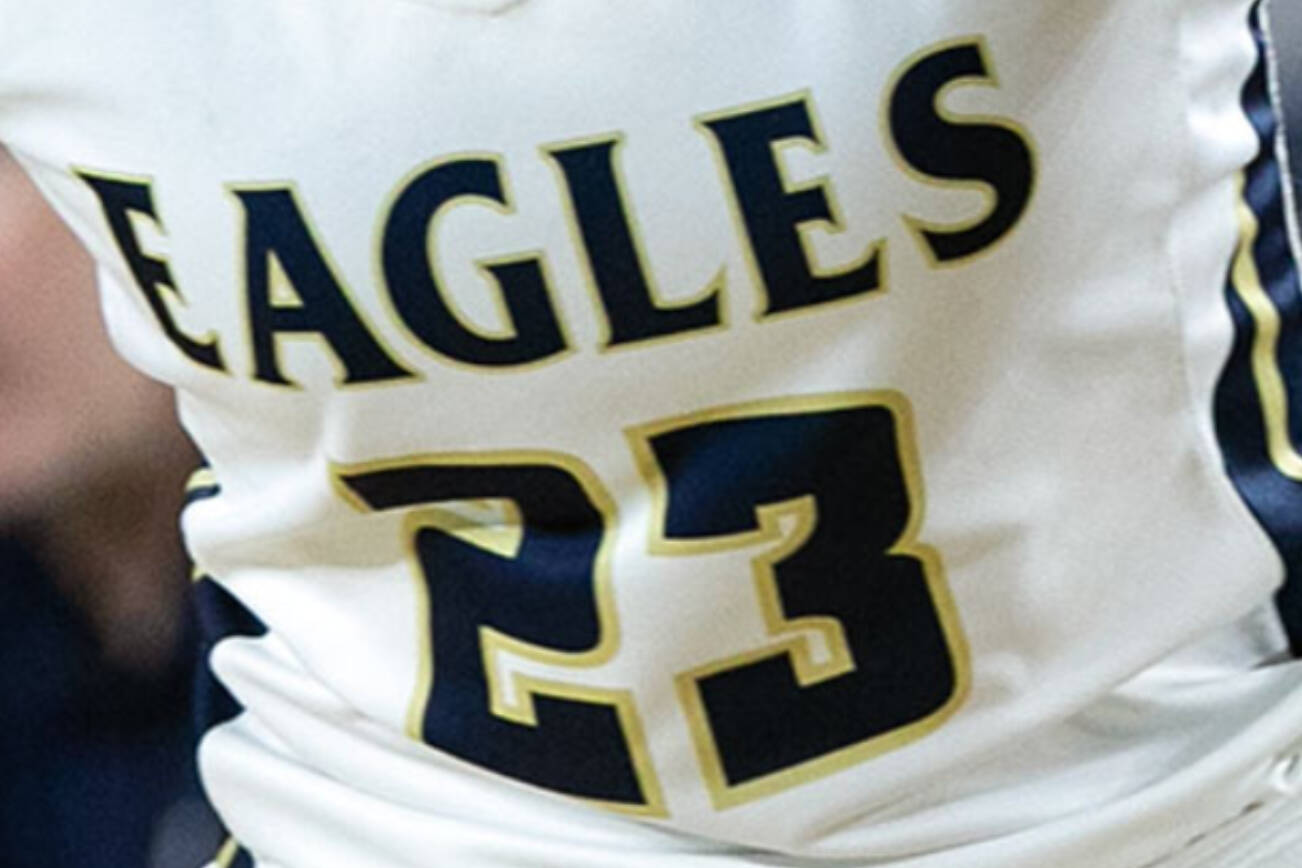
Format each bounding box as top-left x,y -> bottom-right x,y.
5,2 -> 1302,865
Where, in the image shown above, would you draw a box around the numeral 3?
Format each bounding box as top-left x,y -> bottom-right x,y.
334,391 -> 966,813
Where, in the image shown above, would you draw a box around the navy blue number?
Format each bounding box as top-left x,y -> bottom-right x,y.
336,458 -> 660,812
632,394 -> 964,807
337,394 -> 961,812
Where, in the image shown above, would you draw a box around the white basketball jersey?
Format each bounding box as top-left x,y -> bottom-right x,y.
4,1 -> 1302,865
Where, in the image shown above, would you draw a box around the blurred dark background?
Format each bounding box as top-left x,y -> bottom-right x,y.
0,541 -> 220,868
0,142 -> 222,866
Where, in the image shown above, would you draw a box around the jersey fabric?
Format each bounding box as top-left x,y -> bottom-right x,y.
4,1 -> 1302,865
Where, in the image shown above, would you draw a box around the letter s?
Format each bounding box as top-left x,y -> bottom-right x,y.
888,40 -> 1035,265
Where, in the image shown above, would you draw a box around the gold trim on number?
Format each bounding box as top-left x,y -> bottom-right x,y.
627,390 -> 969,810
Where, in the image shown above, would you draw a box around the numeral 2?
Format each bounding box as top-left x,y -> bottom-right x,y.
334,454 -> 665,815
334,391 -> 966,813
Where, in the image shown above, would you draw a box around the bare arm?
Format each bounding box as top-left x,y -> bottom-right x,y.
0,145 -> 197,671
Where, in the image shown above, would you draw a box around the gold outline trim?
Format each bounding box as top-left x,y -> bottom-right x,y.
370,152 -> 575,375
541,131 -> 728,353
879,35 -> 1038,270
627,391 -> 968,809
71,164 -> 228,373
331,450 -> 665,817
225,180 -> 418,391
694,91 -> 888,324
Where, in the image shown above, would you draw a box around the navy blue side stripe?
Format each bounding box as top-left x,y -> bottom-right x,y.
1214,1 -> 1302,654
193,575 -> 269,732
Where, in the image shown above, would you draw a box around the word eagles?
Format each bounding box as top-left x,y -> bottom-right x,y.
80,39 -> 1034,387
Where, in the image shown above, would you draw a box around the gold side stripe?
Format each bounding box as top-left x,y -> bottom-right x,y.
186,468 -> 219,492
212,837 -> 240,868
1231,171 -> 1302,481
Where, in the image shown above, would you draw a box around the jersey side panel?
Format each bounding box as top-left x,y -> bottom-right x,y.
1214,1 -> 1302,653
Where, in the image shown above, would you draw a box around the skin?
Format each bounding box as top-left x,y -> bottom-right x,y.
0,146 -> 197,672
